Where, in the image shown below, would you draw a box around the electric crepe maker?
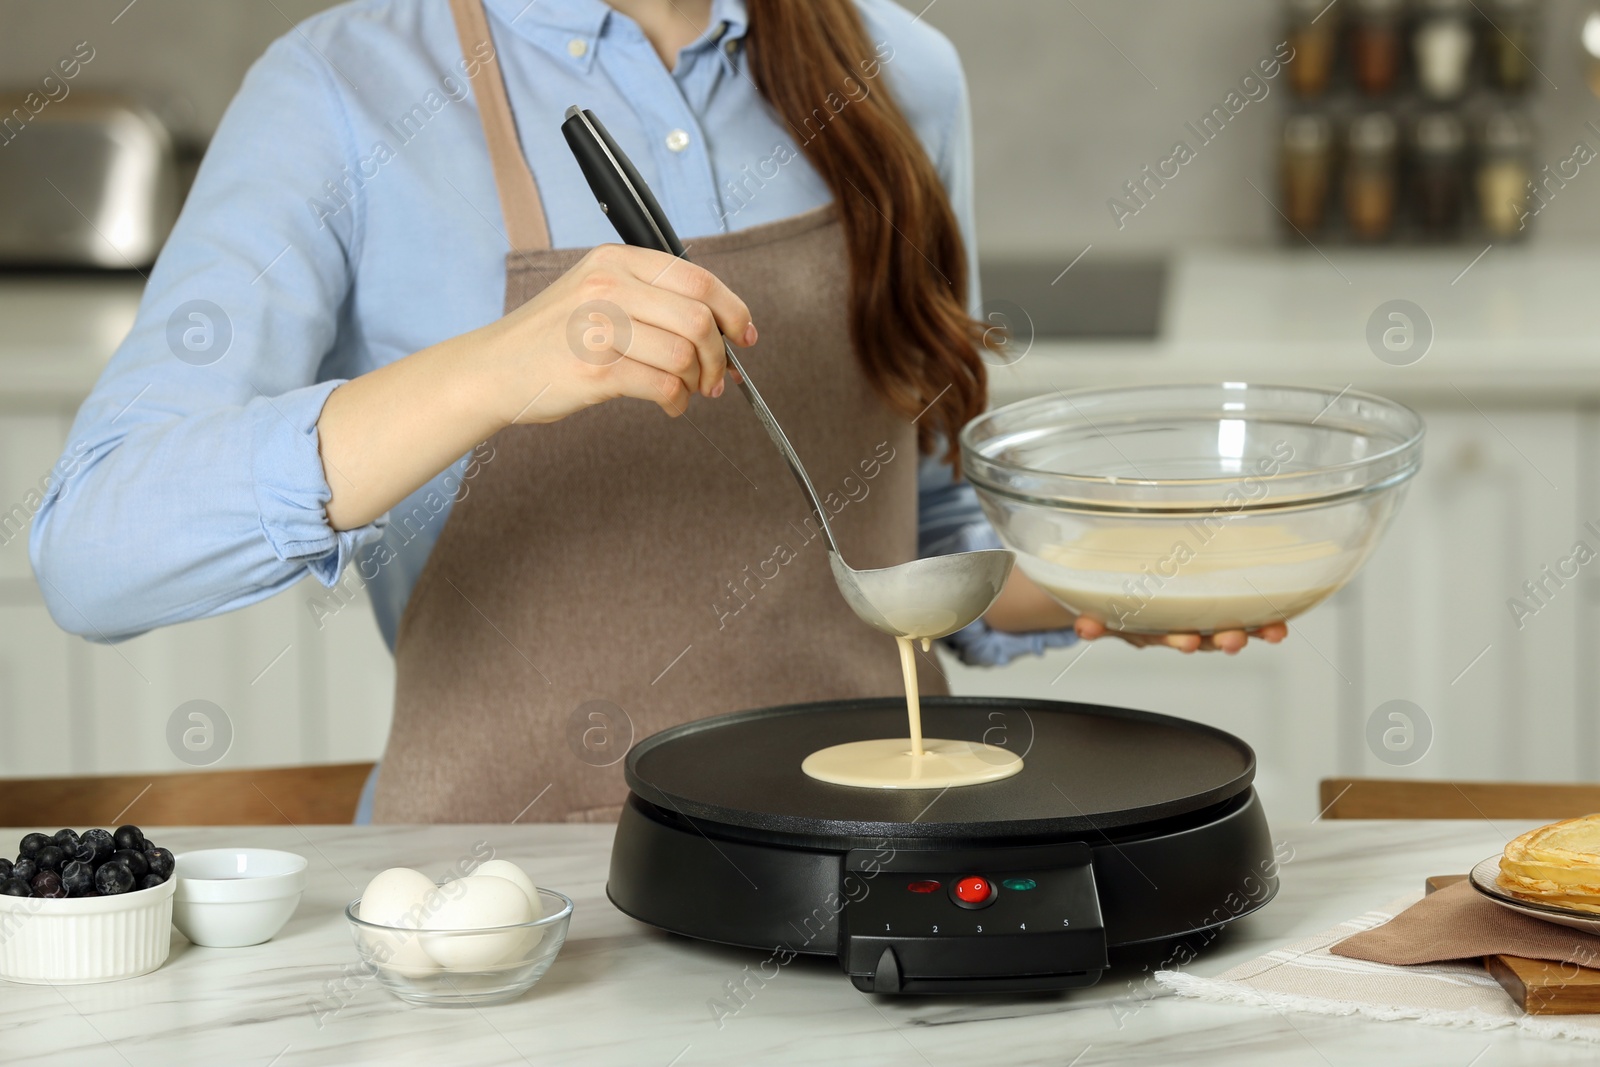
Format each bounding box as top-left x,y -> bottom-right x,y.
607,696 -> 1279,995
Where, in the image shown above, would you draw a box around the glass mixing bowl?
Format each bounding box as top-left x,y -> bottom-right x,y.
345,886 -> 572,1007
960,383 -> 1424,635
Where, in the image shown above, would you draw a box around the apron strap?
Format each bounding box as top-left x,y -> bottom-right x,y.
449,0 -> 552,252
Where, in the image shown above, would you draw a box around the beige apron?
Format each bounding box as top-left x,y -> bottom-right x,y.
372,0 -> 948,823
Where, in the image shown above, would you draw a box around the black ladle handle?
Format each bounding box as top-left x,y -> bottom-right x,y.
561,106 -> 686,257
559,105 -> 842,557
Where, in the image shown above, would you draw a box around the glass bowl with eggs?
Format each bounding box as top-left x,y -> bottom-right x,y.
346,861 -> 573,1007
960,383 -> 1424,635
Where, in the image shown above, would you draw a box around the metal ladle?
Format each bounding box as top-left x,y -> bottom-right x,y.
730,354 -> 1014,641
562,106 -> 1014,640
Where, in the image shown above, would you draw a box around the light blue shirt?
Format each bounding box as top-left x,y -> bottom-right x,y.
30,0 -> 1073,668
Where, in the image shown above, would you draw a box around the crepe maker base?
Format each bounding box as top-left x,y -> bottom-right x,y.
608,696 -> 1279,995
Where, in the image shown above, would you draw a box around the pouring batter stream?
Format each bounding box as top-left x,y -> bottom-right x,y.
800,635 -> 1024,789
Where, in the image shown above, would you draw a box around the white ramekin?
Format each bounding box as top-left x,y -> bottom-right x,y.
0,876 -> 176,984
172,848 -> 307,948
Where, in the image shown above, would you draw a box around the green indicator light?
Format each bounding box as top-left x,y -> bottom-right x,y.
1000,877 -> 1037,891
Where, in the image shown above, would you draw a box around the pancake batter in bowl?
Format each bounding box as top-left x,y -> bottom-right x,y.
801,634 -> 1024,789
1024,523 -> 1347,634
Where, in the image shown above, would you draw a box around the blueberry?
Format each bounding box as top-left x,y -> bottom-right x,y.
137,873 -> 164,892
0,858 -> 11,879
51,829 -> 79,852
143,847 -> 174,880
113,825 -> 143,852
32,845 -> 63,872
11,858 -> 37,884
94,862 -> 134,896
81,828 -> 114,864
31,871 -> 65,899
0,877 -> 30,897
68,839 -> 96,864
112,849 -> 149,880
18,833 -> 49,858
60,860 -> 94,897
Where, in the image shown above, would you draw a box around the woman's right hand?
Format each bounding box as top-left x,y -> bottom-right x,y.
479,244 -> 758,425
319,245 -> 756,531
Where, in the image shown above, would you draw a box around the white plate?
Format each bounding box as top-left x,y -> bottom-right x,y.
1469,855 -> 1600,934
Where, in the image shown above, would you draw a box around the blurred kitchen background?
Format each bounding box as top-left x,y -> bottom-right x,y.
4,0 -> 1600,820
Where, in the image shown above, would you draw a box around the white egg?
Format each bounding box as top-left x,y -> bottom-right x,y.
357,868 -> 440,978
469,860 -> 542,917
362,926 -> 438,979
469,860 -> 546,954
421,875 -> 534,970
359,868 -> 436,925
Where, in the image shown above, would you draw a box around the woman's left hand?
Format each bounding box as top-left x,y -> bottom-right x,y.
1072,616 -> 1288,655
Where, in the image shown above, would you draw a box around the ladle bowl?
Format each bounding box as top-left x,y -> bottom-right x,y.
830,549 -> 1014,640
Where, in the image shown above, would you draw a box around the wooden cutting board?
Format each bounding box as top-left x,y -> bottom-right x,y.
1427,874 -> 1600,1015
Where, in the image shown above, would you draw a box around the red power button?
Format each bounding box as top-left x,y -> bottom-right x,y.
952,876 -> 995,908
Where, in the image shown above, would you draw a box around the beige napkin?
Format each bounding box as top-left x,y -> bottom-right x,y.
1331,880 -> 1600,966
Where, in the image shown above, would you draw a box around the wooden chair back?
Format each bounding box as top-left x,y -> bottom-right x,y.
1319,777 -> 1600,820
0,762 -> 374,828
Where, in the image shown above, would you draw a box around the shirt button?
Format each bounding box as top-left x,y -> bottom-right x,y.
665,128 -> 691,152
724,38 -> 739,56
567,38 -> 588,58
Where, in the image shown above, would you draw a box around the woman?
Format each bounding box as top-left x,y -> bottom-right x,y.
31,0 -> 1283,823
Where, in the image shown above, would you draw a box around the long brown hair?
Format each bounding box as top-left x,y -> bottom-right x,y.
744,1 -> 987,470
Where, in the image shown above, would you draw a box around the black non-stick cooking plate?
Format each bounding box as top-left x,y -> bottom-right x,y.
624,696 -> 1254,841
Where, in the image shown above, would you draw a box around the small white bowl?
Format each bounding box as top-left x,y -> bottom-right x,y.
0,877 -> 176,984
172,848 -> 307,948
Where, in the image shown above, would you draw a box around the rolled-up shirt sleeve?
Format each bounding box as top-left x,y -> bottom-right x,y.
917,453 -> 1078,667
251,378 -> 383,588
29,34 -> 383,642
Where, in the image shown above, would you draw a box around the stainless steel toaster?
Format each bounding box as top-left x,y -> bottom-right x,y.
0,92 -> 179,268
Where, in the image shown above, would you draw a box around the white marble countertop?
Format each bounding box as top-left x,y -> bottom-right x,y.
3,819 -> 1594,1066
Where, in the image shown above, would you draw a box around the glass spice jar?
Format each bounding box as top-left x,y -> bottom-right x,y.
1485,0 -> 1539,94
1412,112 -> 1467,237
1477,110 -> 1534,239
1351,0 -> 1405,96
1413,0 -> 1476,101
1286,0 -> 1339,98
1281,112 -> 1335,234
1343,111 -> 1399,240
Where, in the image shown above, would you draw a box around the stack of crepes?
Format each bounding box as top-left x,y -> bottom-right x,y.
1500,814 -> 1600,913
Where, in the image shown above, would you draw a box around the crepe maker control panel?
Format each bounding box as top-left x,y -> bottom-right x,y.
840,841 -> 1106,994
